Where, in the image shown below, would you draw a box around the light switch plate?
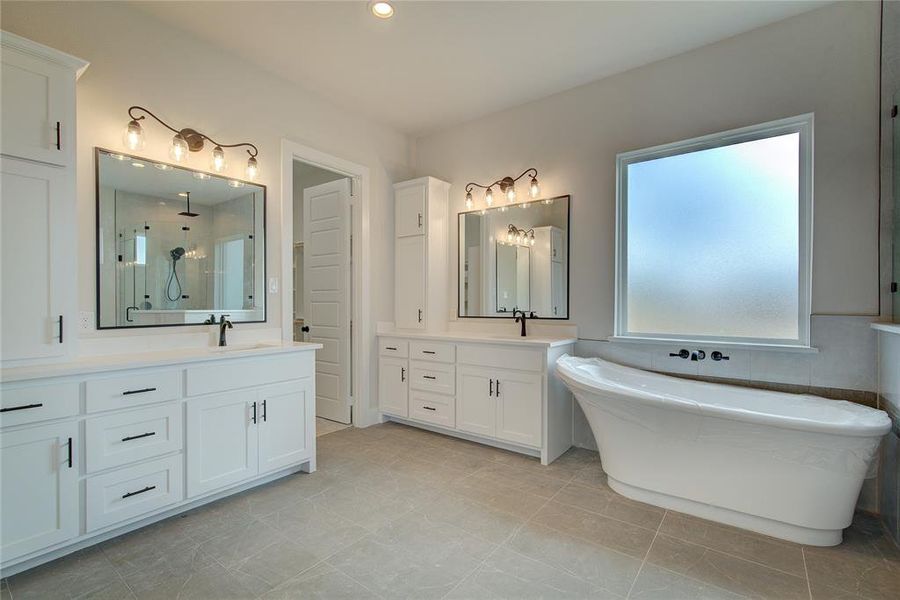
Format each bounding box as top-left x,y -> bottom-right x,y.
79,311 -> 94,331
268,277 -> 278,294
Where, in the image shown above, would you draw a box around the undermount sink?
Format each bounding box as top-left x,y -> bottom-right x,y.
207,342 -> 279,353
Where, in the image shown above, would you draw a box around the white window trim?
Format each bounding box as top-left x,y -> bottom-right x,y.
614,114 -> 814,350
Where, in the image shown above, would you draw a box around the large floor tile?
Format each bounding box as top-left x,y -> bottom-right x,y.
133,561 -> 259,600
629,564 -> 746,600
453,474 -> 549,521
230,537 -> 321,594
552,482 -> 665,531
506,522 -> 643,597
309,482 -> 416,531
260,498 -> 368,559
196,517 -> 282,569
658,511 -> 806,576
414,491 -> 527,544
645,534 -> 809,599
261,563 -> 380,599
471,462 -> 571,499
7,548 -> 123,600
530,501 -> 657,559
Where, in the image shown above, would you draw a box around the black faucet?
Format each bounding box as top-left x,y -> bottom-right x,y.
218,314 -> 233,346
513,310 -> 537,337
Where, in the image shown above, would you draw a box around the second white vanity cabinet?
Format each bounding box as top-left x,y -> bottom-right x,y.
378,333 -> 574,464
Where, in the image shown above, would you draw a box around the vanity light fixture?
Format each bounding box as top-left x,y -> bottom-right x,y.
122,106 -> 260,180
369,1 -> 394,19
465,168 -> 539,209
506,224 -> 535,246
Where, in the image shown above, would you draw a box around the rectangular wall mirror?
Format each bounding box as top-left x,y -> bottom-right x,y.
458,195 -> 569,319
96,148 -> 266,328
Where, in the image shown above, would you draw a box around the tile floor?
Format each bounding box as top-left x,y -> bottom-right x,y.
316,417 -> 350,438
3,422 -> 899,599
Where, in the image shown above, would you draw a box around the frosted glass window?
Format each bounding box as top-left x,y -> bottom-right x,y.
616,116 -> 812,345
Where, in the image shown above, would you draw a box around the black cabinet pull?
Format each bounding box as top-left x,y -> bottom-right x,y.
261,400 -> 267,422
121,431 -> 156,442
122,485 -> 156,499
385,346 -> 398,351
55,121 -> 61,150
66,437 -> 73,468
251,401 -> 257,424
418,309 -> 423,323
401,368 -> 406,382
123,387 -> 157,396
423,406 -> 437,411
489,379 -> 494,397
58,315 -> 64,344
496,380 -> 501,397
1,403 -> 43,413
422,350 -> 436,355
423,375 -> 436,380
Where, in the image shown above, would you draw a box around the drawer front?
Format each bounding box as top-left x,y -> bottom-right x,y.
456,343 -> 543,372
409,390 -> 455,428
379,338 -> 409,358
409,361 -> 455,395
86,370 -> 180,413
186,353 -> 314,397
0,382 -> 79,428
409,341 -> 455,363
85,455 -> 184,532
85,403 -> 183,473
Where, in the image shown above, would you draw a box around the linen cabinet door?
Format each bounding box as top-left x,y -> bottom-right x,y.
494,370 -> 542,448
258,380 -> 313,475
379,356 -> 409,417
395,183 -> 426,237
395,235 -> 426,329
456,365 -> 495,438
186,391 -> 258,498
0,422 -> 78,562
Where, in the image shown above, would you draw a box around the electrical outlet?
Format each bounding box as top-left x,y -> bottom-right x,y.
79,311 -> 94,331
268,277 -> 278,294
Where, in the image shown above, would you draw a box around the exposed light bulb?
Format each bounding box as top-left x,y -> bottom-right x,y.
170,133 -> 189,162
123,119 -> 145,150
228,180 -> 244,188
530,177 -> 540,198
507,227 -> 514,242
506,185 -> 516,203
193,172 -> 211,181
465,191 -> 473,209
485,187 -> 494,206
370,1 -> 394,19
211,146 -> 226,172
246,156 -> 259,181
529,232 -> 535,246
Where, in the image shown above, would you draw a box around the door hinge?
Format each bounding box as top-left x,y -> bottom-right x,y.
892,105 -> 898,119
891,282 -> 898,294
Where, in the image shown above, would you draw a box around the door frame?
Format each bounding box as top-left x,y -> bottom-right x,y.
280,139 -> 376,427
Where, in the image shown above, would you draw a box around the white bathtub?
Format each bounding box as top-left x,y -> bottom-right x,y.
556,355 -> 892,546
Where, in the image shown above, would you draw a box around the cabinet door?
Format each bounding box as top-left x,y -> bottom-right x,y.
379,356 -> 409,417
551,261 -> 565,318
0,47 -> 71,166
495,370 -> 542,448
456,365 -> 495,437
1,422 -> 78,561
186,391 -> 258,498
395,184 -> 426,237
1,158 -> 67,361
550,228 -> 564,263
395,235 -> 426,329
258,380 -> 314,475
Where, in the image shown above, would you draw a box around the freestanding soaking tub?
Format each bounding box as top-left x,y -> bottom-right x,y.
556,355 -> 892,546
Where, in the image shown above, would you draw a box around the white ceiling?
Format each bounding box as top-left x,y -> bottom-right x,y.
132,1 -> 829,136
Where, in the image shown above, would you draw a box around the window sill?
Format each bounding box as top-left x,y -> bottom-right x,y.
607,336 -> 819,354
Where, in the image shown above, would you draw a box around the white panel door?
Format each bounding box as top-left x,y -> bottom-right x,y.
395,235 -> 426,329
0,422 -> 78,561
258,380 -> 313,474
0,47 -> 70,166
1,158 -> 67,361
495,370 -> 543,448
186,391 -> 259,497
456,365 -> 496,438
378,357 -> 408,417
395,184 -> 425,237
303,179 -> 352,424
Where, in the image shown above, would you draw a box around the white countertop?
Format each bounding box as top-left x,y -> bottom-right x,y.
378,330 -> 577,348
872,322 -> 900,335
1,341 -> 321,383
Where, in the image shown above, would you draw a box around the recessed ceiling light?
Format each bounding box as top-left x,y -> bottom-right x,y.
193,172 -> 211,180
369,1 -> 394,19
228,180 -> 244,188
178,192 -> 188,197
109,153 -> 129,161
131,162 -> 145,168
154,163 -> 173,171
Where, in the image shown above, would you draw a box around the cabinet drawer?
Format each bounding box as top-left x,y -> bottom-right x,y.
409,341 -> 455,363
456,343 -> 543,372
0,382 -> 79,428
410,361 -> 455,395
85,403 -> 183,473
379,338 -> 409,358
410,390 -> 455,428
185,353 -> 313,397
86,370 -> 180,413
85,455 -> 184,532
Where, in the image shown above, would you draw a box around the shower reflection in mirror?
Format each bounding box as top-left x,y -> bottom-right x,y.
96,149 -> 266,328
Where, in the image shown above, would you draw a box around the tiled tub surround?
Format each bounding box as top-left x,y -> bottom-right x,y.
3,422 -> 899,600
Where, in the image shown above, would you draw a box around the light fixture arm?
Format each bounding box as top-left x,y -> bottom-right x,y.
127,106 -> 259,158
465,167 -> 537,194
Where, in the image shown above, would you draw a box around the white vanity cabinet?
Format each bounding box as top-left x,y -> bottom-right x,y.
0,32 -> 86,367
394,177 -> 451,331
378,333 -> 574,464
0,345 -> 318,576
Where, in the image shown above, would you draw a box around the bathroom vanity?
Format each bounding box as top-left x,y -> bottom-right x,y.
0,342 -> 319,575
377,331 -> 575,464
